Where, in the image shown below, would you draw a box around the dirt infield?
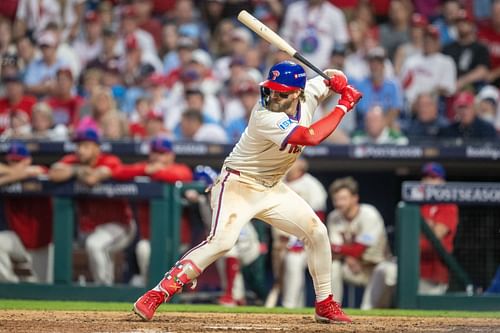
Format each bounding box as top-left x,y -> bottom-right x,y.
1,310 -> 500,333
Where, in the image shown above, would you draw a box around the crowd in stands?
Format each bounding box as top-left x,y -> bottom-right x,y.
0,0 -> 499,146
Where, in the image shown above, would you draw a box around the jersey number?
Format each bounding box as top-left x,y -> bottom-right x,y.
280,144 -> 302,154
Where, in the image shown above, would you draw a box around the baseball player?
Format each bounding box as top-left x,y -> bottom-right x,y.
327,177 -> 389,309
112,137 -> 193,285
0,142 -> 52,283
134,60 -> 362,323
48,128 -> 136,285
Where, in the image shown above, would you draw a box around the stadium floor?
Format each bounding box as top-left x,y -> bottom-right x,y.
1,310 -> 500,333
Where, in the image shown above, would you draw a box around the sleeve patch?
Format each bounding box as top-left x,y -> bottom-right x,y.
277,117 -> 294,131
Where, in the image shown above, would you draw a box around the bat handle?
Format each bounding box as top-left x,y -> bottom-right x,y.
293,52 -> 331,81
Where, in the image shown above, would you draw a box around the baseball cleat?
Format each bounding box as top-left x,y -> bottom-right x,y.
133,290 -> 165,321
314,295 -> 352,324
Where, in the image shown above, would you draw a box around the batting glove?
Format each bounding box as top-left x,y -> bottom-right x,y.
338,85 -> 362,111
324,69 -> 348,94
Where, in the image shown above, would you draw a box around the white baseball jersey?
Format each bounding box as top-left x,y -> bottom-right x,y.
224,76 -> 331,186
327,204 -> 387,264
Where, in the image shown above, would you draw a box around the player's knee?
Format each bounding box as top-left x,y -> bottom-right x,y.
85,235 -> 103,254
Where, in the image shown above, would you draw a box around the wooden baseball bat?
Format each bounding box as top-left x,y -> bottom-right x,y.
237,10 -> 330,81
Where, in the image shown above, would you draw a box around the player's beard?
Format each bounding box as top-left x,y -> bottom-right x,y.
268,98 -> 294,113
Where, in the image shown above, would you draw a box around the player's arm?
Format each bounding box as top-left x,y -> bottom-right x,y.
331,243 -> 367,259
287,85 -> 361,146
0,165 -> 46,186
151,165 -> 193,183
112,163 -> 148,181
48,162 -> 76,182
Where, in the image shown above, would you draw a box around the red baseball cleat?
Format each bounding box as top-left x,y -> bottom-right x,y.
314,295 -> 352,323
133,290 -> 165,321
218,294 -> 237,307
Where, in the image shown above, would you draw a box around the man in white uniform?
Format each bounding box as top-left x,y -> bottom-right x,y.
133,60 -> 362,323
327,177 -> 389,309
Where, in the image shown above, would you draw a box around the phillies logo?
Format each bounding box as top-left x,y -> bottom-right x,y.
271,70 -> 280,80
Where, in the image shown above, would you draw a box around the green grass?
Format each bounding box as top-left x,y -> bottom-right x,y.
1,299 -> 500,318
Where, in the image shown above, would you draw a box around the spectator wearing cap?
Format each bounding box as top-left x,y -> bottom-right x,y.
399,24 -> 457,107
439,91 -> 498,140
214,27 -> 254,83
478,1 -> 500,86
403,92 -> 450,142
45,68 -> 83,129
225,78 -> 260,142
279,0 -> 348,76
85,25 -> 121,73
31,102 -> 68,141
351,105 -> 409,145
119,5 -> 157,58
144,110 -> 169,139
23,30 -> 68,97
352,46 -> 404,130
443,9 -> 490,93
48,128 -> 135,285
476,85 -> 500,132
72,11 -> 104,68
162,35 -> 196,86
121,33 -> 162,88
431,0 -> 462,47
128,97 -> 151,139
133,0 -> 163,50
394,13 -> 428,76
0,142 -> 53,283
419,161 -> 459,294
112,136 -> 193,285
0,73 -> 36,134
177,108 -> 228,143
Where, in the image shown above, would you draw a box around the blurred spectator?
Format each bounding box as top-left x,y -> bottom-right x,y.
45,67 -> 83,129
72,11 -> 104,69
432,0 -> 462,47
214,27 -> 254,83
328,176 -> 390,309
78,87 -> 118,134
23,30 -> 68,97
15,34 -> 39,78
86,26 -> 121,73
45,22 -> 81,79
439,91 -> 498,140
280,0 -> 349,76
1,142 -> 53,283
112,137 -> 193,285
403,92 -> 449,141
443,10 -> 490,92
177,108 -> 228,143
394,13 -> 428,76
225,79 -> 260,143
0,16 -> 15,59
145,110 -> 169,139
133,0 -> 163,50
30,102 -> 68,141
128,97 -> 151,139
161,22 -> 181,74
101,111 -> 130,140
353,46 -> 404,129
48,128 -> 135,285
0,73 -> 36,134
419,162 -> 459,294
121,34 -> 162,87
399,25 -> 457,107
478,0 -> 500,86
13,0 -> 62,40
476,85 -> 500,131
119,5 -> 157,57
0,109 -> 31,139
378,0 -> 411,61
209,18 -> 236,59
351,105 -> 409,145
173,0 -> 208,49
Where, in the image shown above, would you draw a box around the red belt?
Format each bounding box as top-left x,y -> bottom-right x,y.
225,167 -> 240,176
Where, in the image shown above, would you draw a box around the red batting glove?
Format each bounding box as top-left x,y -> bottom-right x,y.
324,69 -> 348,93
338,85 -> 362,111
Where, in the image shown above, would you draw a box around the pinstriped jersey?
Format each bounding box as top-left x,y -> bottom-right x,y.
224,76 -> 331,185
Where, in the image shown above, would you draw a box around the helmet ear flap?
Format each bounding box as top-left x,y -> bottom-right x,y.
260,86 -> 271,107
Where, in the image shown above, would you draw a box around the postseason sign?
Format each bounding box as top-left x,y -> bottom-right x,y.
402,181 -> 500,205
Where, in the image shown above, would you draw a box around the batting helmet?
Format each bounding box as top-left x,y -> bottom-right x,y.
260,61 -> 307,92
193,165 -> 218,186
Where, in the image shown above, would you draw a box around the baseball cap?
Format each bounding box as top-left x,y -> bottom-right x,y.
190,49 -> 212,68
177,37 -> 196,50
422,162 -> 446,179
232,27 -> 253,44
121,5 -> 137,19
150,137 -> 173,153
457,9 -> 474,23
6,142 -> 30,161
73,127 -> 100,144
453,91 -> 475,108
38,31 -> 58,47
56,67 -> 73,80
425,25 -> 440,39
411,13 -> 428,27
366,46 -> 386,60
145,110 -> 163,121
84,11 -> 100,23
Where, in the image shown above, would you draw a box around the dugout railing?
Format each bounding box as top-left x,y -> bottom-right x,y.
0,178 -> 205,302
397,182 -> 500,311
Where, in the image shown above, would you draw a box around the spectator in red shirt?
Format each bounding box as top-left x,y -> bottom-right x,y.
112,137 -> 192,285
419,162 -> 459,294
478,1 -> 500,86
0,73 -> 36,134
45,68 -> 83,129
0,142 -> 52,283
48,128 -> 136,285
